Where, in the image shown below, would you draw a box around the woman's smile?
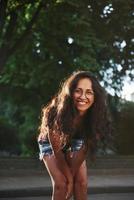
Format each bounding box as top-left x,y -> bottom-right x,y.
76,100 -> 88,105
73,78 -> 94,115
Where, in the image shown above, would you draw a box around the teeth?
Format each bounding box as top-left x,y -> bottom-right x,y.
77,101 -> 86,105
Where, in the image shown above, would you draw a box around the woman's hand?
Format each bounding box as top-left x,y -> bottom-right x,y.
66,152 -> 77,176
66,175 -> 73,199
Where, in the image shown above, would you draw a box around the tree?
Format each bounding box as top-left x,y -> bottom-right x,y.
0,0 -> 133,155
116,101 -> 134,155
0,0 -> 133,89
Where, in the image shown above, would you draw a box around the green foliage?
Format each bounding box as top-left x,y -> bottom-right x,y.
0,116 -> 20,155
115,101 -> 134,155
0,0 -> 133,155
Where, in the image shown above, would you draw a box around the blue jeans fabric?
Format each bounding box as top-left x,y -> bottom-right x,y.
38,138 -> 84,160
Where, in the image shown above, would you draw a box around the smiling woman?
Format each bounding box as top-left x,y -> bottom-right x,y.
37,71 -> 112,200
73,78 -> 95,116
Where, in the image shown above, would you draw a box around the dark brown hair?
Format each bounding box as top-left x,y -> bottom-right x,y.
39,71 -> 112,154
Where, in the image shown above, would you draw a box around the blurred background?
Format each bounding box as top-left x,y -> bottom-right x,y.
0,0 -> 134,158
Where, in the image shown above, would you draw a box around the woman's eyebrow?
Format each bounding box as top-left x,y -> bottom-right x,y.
76,87 -> 93,91
86,88 -> 94,92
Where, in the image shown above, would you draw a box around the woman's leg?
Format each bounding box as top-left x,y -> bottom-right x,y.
43,155 -> 67,200
66,149 -> 88,200
73,160 -> 88,200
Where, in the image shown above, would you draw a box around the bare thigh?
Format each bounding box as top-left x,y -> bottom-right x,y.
74,160 -> 87,183
66,145 -> 87,173
65,148 -> 88,183
43,155 -> 66,184
66,149 -> 88,200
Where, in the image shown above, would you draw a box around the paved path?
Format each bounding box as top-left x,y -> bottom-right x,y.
1,193 -> 134,200
0,173 -> 134,198
0,156 -> 134,198
1,173 -> 134,190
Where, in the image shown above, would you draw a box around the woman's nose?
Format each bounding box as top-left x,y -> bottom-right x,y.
80,92 -> 87,99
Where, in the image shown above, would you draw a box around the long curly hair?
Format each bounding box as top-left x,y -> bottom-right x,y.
39,71 -> 112,154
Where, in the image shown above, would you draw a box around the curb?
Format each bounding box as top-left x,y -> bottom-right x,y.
0,186 -> 134,198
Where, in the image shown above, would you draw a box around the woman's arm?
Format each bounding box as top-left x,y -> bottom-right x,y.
48,132 -> 73,199
66,146 -> 87,176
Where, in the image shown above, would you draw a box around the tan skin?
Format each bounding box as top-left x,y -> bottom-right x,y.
42,78 -> 94,200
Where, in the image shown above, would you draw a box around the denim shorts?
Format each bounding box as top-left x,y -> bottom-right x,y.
38,138 -> 84,160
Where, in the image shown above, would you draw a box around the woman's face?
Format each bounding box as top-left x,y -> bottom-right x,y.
73,78 -> 94,116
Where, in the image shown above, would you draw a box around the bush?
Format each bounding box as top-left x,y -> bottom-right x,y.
0,117 -> 21,155
115,101 -> 134,155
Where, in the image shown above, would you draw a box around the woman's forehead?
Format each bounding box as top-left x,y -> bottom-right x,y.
76,78 -> 93,89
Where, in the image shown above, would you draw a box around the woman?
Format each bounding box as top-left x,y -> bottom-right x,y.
38,71 -> 111,200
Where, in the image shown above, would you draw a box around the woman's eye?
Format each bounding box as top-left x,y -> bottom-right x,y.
75,89 -> 81,93
86,91 -> 94,95
74,89 -> 94,96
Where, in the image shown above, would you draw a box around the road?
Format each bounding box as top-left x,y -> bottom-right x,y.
1,193 -> 134,200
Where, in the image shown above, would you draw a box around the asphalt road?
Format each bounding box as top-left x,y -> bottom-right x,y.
1,193 -> 134,200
